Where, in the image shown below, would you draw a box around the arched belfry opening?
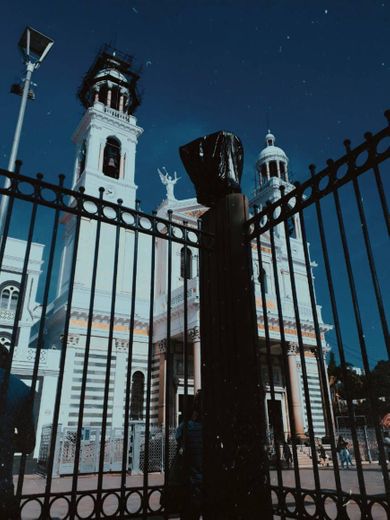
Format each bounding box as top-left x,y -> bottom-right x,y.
103,137 -> 121,179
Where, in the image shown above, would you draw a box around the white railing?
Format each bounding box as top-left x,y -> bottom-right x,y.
103,106 -> 132,123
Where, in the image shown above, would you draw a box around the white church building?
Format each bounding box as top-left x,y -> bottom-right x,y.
3,46 -> 331,467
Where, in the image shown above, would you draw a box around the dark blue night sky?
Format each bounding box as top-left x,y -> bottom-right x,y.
0,0 -> 389,368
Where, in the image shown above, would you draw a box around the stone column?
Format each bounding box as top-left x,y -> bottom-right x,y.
98,142 -> 104,172
287,342 -> 305,439
107,88 -> 112,107
119,153 -> 125,179
189,326 -> 201,392
266,161 -> 270,180
119,94 -> 124,112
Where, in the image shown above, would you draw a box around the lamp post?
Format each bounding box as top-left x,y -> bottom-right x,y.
0,26 -> 54,227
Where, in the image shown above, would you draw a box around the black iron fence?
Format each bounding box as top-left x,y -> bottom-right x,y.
0,112 -> 388,519
247,111 -> 390,519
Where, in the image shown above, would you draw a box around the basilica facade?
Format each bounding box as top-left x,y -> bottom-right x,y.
2,46 -> 332,466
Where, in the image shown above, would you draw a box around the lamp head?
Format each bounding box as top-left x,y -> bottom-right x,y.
18,26 -> 54,65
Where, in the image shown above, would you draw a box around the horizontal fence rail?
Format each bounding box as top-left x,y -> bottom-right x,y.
0,165 -> 214,249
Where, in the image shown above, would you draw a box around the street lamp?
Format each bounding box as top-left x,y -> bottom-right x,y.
0,27 -> 54,228
8,27 -> 54,172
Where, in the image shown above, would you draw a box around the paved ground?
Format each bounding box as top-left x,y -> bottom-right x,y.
17,466 -> 388,519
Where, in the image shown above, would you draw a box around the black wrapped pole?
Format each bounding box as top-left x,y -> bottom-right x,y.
180,132 -> 272,519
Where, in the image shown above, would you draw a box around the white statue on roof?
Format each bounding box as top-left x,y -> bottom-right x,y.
158,167 -> 180,201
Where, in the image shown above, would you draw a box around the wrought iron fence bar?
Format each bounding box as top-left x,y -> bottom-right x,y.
280,193 -> 322,511
253,206 -> 284,503
349,169 -> 389,359
0,173 -> 27,417
247,110 -> 390,238
121,199 -> 140,513
364,126 -> 390,236
0,168 -> 213,249
163,209 -> 173,519
1,172 -> 40,501
297,207 -> 343,502
69,187 -> 104,520
42,200 -> 82,516
268,225 -> 303,498
96,200 -> 122,519
182,220 -> 189,470
16,174 -> 64,501
0,171 -> 16,269
332,186 -> 390,497
142,211 -> 156,518
309,164 -> 368,508
371,159 -> 390,236
3,173 -> 40,372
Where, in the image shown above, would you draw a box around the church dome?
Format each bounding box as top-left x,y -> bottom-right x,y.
257,132 -> 288,163
256,130 -> 289,184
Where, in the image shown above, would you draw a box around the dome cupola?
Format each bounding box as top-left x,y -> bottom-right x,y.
256,130 -> 289,185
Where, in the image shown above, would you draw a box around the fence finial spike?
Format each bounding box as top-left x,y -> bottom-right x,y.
15,160 -> 22,174
344,139 -> 352,152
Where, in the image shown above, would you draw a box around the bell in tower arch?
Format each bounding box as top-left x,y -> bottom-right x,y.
103,137 -> 121,179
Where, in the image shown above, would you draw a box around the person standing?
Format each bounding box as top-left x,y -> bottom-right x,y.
176,390 -> 203,520
337,435 -> 352,469
318,444 -> 328,467
0,345 -> 36,519
383,432 -> 390,463
283,441 -> 292,469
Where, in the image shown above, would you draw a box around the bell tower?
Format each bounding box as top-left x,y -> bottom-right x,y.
72,45 -> 143,207
56,46 -> 145,297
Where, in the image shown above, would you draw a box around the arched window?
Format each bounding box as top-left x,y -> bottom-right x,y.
130,371 -> 145,420
269,161 -> 278,177
0,284 -> 19,311
287,217 -> 297,238
79,141 -> 87,177
103,137 -> 121,179
180,248 -> 192,279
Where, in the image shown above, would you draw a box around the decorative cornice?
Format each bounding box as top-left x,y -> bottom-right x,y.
287,342 -> 299,355
188,326 -> 200,341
